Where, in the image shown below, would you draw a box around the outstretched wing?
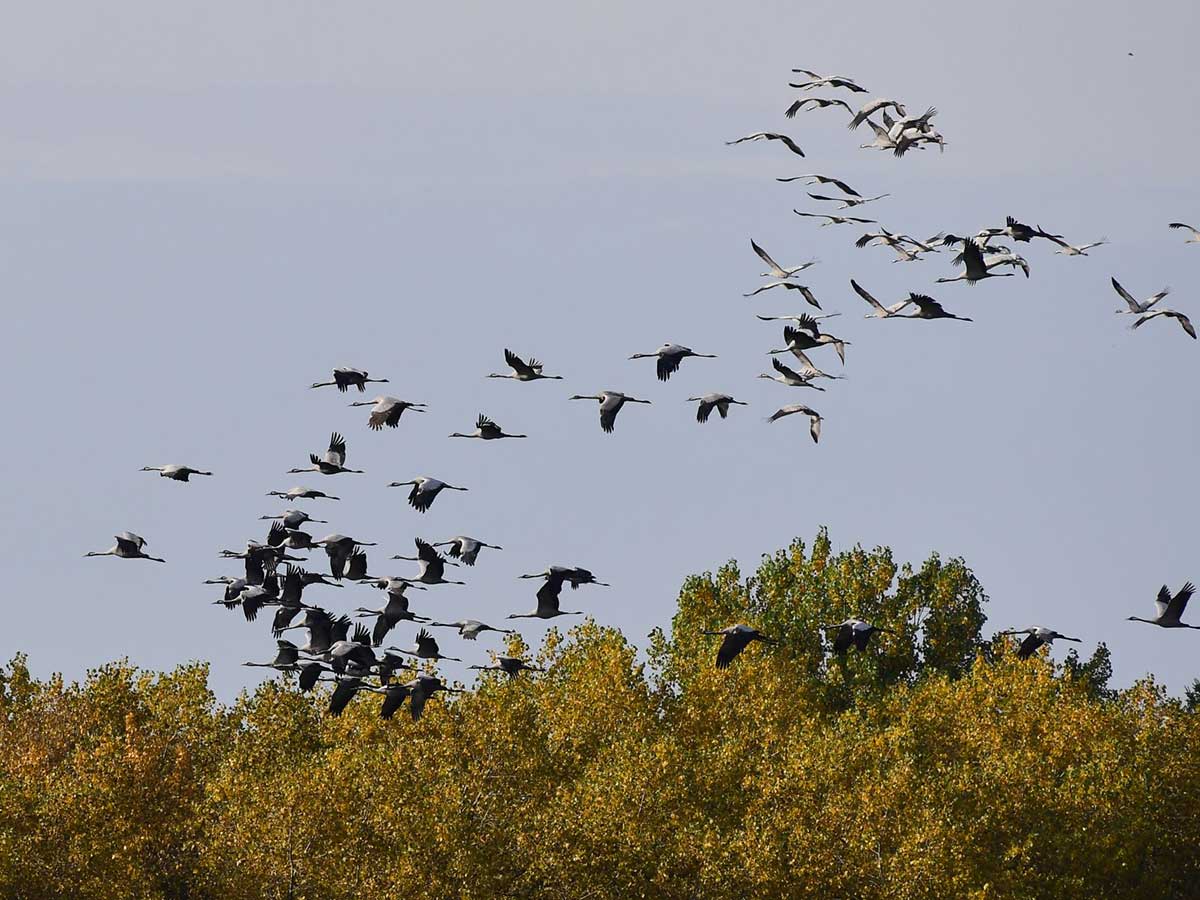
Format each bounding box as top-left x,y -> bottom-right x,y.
1167,582 -> 1196,620
325,432 -> 347,467
504,348 -> 537,378
750,239 -> 782,274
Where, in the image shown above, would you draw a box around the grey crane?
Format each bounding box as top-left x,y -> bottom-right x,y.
432,536 -> 502,566
349,396 -> 427,430
310,367 -> 388,393
470,656 -> 544,677
750,238 -> 817,280
688,393 -> 747,423
391,539 -> 466,586
756,357 -> 828,391
406,673 -> 464,722
900,294 -> 972,323
628,343 -> 718,382
488,349 -> 563,381
788,69 -> 867,92
328,622 -> 378,674
807,191 -> 890,210
1133,308 -> 1196,340
140,465 -> 212,482
510,566 -> 606,620
999,627 -> 1081,659
284,609 -> 352,659
1127,583 -> 1199,629
854,283 -> 971,323
519,566 -> 609,590
851,279 -> 916,318
776,174 -> 861,197
429,619 -> 517,640
327,677 -> 373,716
371,681 -> 413,719
1046,236 -> 1108,256
260,509 -> 326,529
390,627 -> 461,663
242,640 -> 300,672
1168,222 -> 1200,244
784,96 -> 852,118
205,576 -> 247,607
822,619 -> 892,653
388,476 -> 468,513
85,532 -> 165,563
794,210 -> 877,227
289,432 -> 362,475
314,535 -> 376,580
266,486 -> 340,501
767,404 -> 822,443
450,413 -> 527,440
936,239 -> 1017,285
569,391 -> 651,433
768,316 -> 849,364
506,588 -> 585,621
1111,278 -> 1169,315
743,281 -> 824,307
704,624 -> 776,669
355,578 -> 430,646
986,215 -> 1061,245
726,132 -> 805,157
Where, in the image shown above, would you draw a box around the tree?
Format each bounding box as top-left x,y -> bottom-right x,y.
0,532 -> 1197,899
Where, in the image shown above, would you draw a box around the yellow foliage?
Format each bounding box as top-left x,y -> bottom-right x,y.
0,533 -> 1197,899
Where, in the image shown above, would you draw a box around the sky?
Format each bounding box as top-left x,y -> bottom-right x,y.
2,1 -> 1199,699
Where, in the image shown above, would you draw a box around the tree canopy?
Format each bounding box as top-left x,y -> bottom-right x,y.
2,531 -> 1197,899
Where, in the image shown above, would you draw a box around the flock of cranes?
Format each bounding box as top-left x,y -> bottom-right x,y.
84,64 -> 1197,713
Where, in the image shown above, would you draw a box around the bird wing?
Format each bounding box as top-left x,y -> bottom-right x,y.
832,623 -> 854,653
346,551 -> 368,581
807,192 -> 842,203
776,135 -> 806,156
961,239 -> 987,280
1111,278 -> 1141,312
794,314 -> 821,337
656,354 -> 682,382
824,176 -> 860,197
771,357 -> 805,381
1168,222 -> 1200,236
535,580 -> 562,615
908,294 -> 945,316
790,285 -> 821,309
415,539 -> 440,564
326,432 -> 347,467
1166,311 -> 1197,339
504,348 -> 536,378
408,483 -> 432,512
750,239 -> 784,276
784,98 -> 811,118
598,393 -> 623,433
1155,585 -> 1172,617
851,279 -> 888,313
477,413 -> 498,432
1017,633 -> 1044,659
715,631 -> 750,669
695,399 -> 715,423
1167,583 -> 1196,620
743,281 -> 787,297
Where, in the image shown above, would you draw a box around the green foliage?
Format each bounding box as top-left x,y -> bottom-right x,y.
0,532 -> 1196,899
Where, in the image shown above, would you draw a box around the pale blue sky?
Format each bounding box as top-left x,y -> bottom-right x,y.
2,1 -> 1198,697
